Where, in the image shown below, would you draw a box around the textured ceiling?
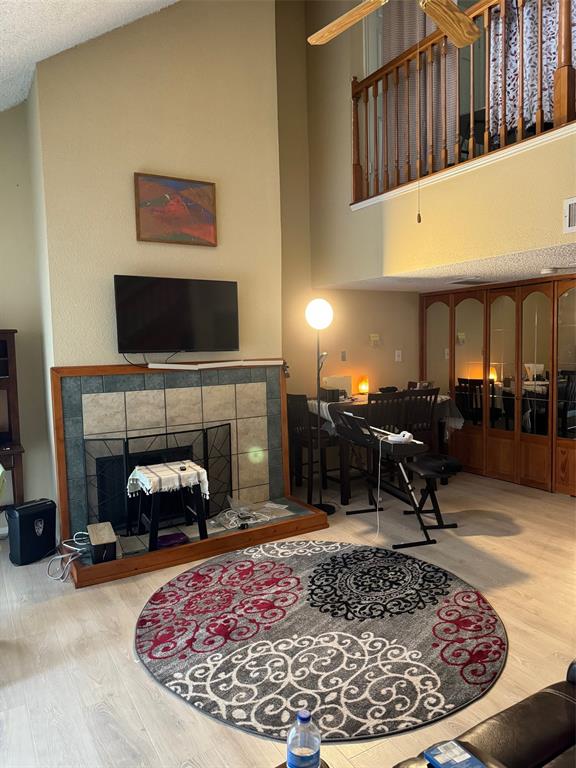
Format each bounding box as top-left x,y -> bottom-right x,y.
323,244 -> 576,292
0,0 -> 179,112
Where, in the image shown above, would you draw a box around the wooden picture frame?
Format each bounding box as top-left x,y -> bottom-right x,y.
134,172 -> 217,247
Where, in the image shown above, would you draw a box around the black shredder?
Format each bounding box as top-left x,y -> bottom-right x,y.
6,499 -> 57,565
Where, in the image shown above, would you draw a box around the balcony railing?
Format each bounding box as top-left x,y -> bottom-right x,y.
352,0 -> 575,203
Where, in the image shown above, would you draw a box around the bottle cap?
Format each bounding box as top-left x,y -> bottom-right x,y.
297,709 -> 311,724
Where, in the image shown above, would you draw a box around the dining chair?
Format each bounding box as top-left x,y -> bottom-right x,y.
402,387 -> 439,445
286,394 -> 337,503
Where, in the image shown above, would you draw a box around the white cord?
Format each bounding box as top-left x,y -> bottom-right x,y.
47,532 -> 90,582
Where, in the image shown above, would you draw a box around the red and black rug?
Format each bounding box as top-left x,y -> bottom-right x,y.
135,541 -> 507,741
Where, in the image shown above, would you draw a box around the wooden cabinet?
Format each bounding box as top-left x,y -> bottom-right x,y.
421,275 -> 576,495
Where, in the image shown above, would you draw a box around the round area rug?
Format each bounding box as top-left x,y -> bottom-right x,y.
135,541 -> 507,741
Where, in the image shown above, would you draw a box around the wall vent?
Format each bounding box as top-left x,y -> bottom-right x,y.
564,197 -> 576,233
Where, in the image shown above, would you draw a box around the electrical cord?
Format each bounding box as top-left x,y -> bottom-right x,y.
122,353 -> 147,369
47,532 -> 90,582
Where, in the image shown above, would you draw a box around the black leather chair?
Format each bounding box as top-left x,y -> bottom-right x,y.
393,662 -> 576,768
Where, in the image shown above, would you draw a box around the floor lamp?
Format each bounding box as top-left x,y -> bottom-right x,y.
305,298 -> 336,516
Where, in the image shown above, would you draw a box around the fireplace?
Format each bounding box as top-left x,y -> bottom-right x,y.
84,424 -> 231,535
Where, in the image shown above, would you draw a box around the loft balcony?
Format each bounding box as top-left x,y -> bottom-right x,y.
351,0 -> 576,204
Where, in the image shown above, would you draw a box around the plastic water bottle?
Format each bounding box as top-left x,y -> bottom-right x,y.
286,710 -> 321,768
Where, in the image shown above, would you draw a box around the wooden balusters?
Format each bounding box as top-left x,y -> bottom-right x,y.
363,87 -> 369,198
352,78 -> 362,203
468,28 -> 475,159
404,61 -> 410,183
417,51 -> 423,179
373,81 -> 379,195
499,0 -> 507,147
484,9 -> 491,153
427,46 -> 434,174
554,0 -> 576,125
349,0 -> 571,204
517,0 -> 525,139
441,37 -> 448,169
393,67 -> 399,187
382,74 -> 389,191
536,0 -> 543,133
454,46 -> 460,164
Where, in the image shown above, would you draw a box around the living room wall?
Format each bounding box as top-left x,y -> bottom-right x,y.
276,1 -> 419,396
0,104 -> 54,503
31,0 -> 282,367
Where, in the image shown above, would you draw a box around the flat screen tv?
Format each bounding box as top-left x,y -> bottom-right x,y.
114,275 -> 239,353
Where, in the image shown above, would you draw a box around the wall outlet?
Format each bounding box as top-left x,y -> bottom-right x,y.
394,349 -> 402,362
369,333 -> 380,346
341,350 -> 347,361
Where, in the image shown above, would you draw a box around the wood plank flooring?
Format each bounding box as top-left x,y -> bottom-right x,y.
1,473 -> 574,768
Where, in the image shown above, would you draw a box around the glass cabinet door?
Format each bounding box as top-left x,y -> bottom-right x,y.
489,294 -> 516,431
521,290 -> 551,436
557,285 -> 576,440
426,300 -> 450,394
454,297 -> 484,426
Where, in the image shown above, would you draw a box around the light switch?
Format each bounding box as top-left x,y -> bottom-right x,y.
341,350 -> 347,362
394,350 -> 402,362
444,348 -> 450,360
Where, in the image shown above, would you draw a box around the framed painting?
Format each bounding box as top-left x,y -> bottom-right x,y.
134,172 -> 217,246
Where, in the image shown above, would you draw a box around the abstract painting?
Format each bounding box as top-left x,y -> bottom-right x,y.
134,173 -> 217,246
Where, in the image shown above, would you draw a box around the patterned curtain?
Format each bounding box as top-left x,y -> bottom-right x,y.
490,0 -> 576,136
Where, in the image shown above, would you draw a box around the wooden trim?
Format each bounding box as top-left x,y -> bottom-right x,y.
51,359 -> 283,377
50,370 -> 71,540
280,370 -> 290,494
553,278 -> 576,493
70,503 -> 328,588
551,278 -> 559,489
421,272 -> 576,299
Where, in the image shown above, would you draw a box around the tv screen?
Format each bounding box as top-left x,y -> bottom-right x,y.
114,275 -> 239,353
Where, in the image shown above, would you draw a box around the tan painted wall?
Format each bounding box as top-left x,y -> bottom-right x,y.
0,104 -> 54,502
34,0 -> 282,366
306,1 -> 576,286
277,1 -> 419,396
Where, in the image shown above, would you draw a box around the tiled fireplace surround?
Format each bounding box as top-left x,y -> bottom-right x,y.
60,365 -> 284,535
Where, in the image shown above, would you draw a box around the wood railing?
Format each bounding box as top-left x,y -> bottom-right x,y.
352,0 -> 575,203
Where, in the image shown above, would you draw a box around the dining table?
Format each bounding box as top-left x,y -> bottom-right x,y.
308,392 -> 464,505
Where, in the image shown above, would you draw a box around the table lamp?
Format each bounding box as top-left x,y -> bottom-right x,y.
305,299 -> 336,515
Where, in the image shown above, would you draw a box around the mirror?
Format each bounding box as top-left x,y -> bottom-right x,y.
521,291 -> 551,435
454,297 -> 484,425
489,295 -> 516,431
557,286 -> 576,439
426,301 -> 450,393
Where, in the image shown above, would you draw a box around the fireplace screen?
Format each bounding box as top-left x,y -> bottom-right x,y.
83,425 -> 231,552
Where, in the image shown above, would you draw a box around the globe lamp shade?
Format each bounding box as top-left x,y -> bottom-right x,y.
305,298 -> 333,330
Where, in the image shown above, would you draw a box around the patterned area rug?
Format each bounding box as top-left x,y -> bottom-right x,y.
135,541 -> 507,741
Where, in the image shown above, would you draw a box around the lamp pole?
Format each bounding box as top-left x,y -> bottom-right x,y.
305,298 -> 335,516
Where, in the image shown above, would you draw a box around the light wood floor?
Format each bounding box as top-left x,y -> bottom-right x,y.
1,473 -> 575,768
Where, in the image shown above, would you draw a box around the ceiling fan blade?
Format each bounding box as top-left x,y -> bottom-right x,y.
420,0 -> 481,47
308,0 -> 389,46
